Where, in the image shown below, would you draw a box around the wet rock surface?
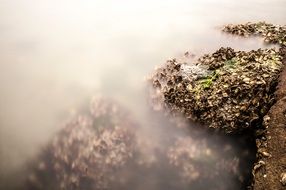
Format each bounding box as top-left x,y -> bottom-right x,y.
149,47 -> 283,133
223,22 -> 286,46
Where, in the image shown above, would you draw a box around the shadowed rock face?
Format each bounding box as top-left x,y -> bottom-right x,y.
253,47 -> 286,190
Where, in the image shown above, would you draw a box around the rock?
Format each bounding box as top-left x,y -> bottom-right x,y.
223,22 -> 286,46
149,47 -> 283,133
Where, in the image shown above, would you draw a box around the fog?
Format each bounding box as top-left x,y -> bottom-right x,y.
0,0 -> 285,189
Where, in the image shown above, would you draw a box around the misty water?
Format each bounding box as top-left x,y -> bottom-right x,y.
0,0 -> 285,189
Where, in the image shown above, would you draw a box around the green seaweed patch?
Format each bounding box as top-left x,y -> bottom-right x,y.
200,78 -> 213,89
194,70 -> 220,91
224,58 -> 238,69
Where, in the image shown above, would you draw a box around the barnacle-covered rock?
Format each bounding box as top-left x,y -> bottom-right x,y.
26,97 -> 137,190
149,47 -> 283,133
223,22 -> 286,46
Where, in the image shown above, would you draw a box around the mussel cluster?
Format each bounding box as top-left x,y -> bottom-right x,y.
149,47 -> 283,133
223,22 -> 286,46
26,97 -> 136,190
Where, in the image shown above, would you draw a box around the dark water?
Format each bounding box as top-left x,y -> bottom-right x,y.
0,0 -> 285,189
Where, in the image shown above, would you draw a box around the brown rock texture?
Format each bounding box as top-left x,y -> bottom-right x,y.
253,48 -> 286,190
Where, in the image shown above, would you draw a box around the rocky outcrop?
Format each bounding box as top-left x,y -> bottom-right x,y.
253,47 -> 286,190
149,22 -> 286,189
149,48 -> 283,134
